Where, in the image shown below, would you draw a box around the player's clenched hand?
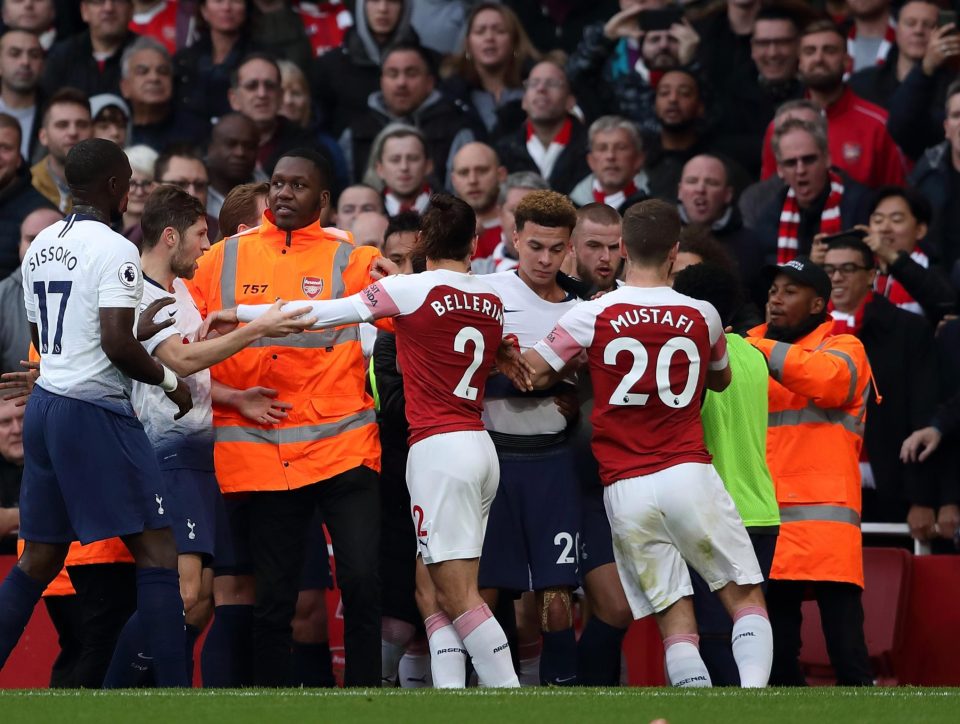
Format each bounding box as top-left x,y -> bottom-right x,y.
198,307 -> 240,340
137,296 -> 176,341
166,378 -> 193,420
235,386 -> 292,424
248,300 -> 318,337
496,336 -> 534,391
0,361 -> 40,406
370,256 -> 400,281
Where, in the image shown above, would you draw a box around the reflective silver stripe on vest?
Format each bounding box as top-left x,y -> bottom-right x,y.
767,341 -> 790,382
248,326 -> 360,350
768,402 -> 864,436
215,408 -> 376,444
220,236 -> 239,308
329,241 -> 354,300
824,349 -> 858,406
779,505 -> 861,526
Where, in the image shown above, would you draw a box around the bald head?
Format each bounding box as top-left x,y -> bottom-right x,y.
19,206 -> 64,260
350,211 -> 389,249
451,142 -> 505,215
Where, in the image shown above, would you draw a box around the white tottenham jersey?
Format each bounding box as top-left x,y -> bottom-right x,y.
132,277 -> 214,458
21,214 -> 143,416
480,271 -> 581,436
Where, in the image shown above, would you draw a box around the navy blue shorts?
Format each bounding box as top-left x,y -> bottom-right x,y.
19,386 -> 169,545
214,495 -> 332,591
478,441 -> 581,592
579,476 -> 616,575
161,467 -> 224,562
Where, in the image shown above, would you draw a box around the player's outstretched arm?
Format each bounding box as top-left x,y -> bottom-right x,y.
518,348 -> 565,391
235,295 -> 374,330
153,301 -> 318,378
212,380 -> 293,425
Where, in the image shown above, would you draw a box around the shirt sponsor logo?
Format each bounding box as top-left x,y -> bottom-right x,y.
302,276 -> 324,298
842,143 -> 862,163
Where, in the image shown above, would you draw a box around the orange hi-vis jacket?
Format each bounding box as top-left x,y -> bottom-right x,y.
746,320 -> 871,588
187,212 -> 382,493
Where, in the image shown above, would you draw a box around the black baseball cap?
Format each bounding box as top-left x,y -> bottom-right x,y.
763,256 -> 832,300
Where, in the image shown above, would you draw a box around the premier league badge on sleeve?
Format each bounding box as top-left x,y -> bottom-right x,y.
118,262 -> 140,288
302,276 -> 324,298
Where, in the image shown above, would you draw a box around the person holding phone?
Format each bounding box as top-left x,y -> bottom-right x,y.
567,1 -> 701,136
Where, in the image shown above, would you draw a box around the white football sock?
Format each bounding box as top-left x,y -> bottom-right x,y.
664,634 -> 711,688
732,607 -> 773,688
398,650 -> 433,688
425,611 -> 467,688
381,617 -> 416,686
453,604 -> 520,688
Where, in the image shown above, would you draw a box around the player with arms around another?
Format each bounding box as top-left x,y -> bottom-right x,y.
219,194 -> 521,688
102,185 -> 317,687
519,200 -> 774,688
0,138 -> 192,686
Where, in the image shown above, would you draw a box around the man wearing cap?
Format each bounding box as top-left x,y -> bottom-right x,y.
89,94 -> 130,147
746,256 -> 873,686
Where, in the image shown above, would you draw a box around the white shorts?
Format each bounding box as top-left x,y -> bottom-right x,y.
603,462 -> 763,619
406,429 -> 500,565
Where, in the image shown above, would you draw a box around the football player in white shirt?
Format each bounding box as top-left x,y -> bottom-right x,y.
102,184 -> 317,687
477,190 -> 585,686
0,138 -> 192,686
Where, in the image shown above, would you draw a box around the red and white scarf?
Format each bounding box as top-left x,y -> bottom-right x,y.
777,170 -> 844,264
829,291 -> 872,336
384,185 -> 430,216
491,239 -> 519,272
847,16 -> 896,67
526,118 -> 572,182
875,248 -> 926,316
592,177 -> 638,209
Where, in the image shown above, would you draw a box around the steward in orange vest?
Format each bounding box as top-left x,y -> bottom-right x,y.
188,150 -> 388,687
746,257 -> 874,687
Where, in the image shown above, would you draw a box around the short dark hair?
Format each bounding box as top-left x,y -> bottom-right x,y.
417,193 -> 475,261
801,19 -> 844,42
869,185 -> 932,226
659,68 -> 701,98
0,112 -> 22,146
381,41 -> 437,78
622,199 -> 681,266
824,236 -> 875,269
576,202 -> 621,227
41,87 -> 90,127
514,190 -> 578,233
219,181 -> 269,238
275,147 -> 333,192
64,138 -> 127,191
672,262 -> 743,328
754,6 -> 801,30
141,185 -> 207,250
230,52 -> 281,90
155,143 -> 205,181
384,210 -> 421,240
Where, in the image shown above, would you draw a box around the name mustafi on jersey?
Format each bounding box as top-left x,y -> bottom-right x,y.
430,293 -> 504,324
609,307 -> 695,335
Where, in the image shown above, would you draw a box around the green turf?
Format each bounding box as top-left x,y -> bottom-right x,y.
1,688 -> 959,724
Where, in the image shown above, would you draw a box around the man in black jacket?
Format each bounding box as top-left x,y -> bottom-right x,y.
0,112 -> 53,279
495,60 -> 588,197
40,0 -> 138,99
823,237 -> 950,540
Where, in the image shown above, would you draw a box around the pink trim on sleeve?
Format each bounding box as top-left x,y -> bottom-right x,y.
359,282 -> 401,319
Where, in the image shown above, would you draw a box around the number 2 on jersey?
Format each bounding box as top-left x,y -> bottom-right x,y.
604,335 -> 701,408
33,281 -> 73,355
452,326 -> 485,401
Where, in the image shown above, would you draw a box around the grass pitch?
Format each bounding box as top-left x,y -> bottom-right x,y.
1,687 -> 958,724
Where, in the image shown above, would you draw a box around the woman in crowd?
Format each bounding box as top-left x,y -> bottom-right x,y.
121,145 -> 159,246
441,2 -> 538,137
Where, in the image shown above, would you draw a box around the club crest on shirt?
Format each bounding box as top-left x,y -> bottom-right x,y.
302,276 -> 324,298
842,143 -> 862,163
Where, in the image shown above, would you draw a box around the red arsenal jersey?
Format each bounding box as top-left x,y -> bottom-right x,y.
130,0 -> 179,54
297,1 -> 353,57
535,285 -> 728,484
358,270 -> 504,446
